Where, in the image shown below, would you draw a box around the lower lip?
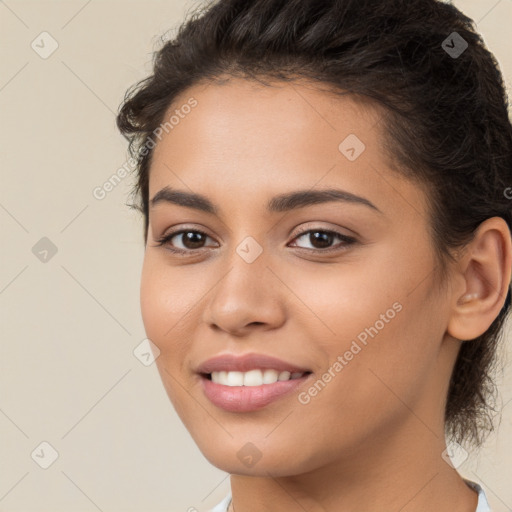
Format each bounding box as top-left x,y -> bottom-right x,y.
200,374 -> 311,412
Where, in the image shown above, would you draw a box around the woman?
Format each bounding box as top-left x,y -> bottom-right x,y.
116,0 -> 512,510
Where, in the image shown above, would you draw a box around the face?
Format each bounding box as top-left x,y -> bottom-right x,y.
141,78 -> 456,476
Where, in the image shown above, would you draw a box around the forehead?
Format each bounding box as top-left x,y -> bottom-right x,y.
152,78 -> 381,161
148,78 -> 428,221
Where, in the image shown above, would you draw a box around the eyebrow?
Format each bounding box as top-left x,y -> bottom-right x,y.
150,186 -> 382,215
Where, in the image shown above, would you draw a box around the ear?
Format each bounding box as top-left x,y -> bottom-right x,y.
447,217 -> 512,341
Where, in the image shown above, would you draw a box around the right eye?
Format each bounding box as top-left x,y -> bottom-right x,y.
153,229 -> 218,254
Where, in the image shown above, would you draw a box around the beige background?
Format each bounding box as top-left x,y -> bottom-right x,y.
1,0 -> 511,510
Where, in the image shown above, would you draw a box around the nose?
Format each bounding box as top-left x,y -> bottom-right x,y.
202,247 -> 287,336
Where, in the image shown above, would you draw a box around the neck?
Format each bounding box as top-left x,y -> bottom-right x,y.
227,418 -> 479,512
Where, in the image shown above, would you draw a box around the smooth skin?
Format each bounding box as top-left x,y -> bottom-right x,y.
140,78 -> 511,512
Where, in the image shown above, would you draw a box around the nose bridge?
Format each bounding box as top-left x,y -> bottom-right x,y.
203,234 -> 285,333
215,234 -> 269,306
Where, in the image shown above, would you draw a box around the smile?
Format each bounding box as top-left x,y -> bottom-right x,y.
209,369 -> 309,386
200,372 -> 312,412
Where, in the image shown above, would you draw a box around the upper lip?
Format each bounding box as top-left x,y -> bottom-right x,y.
196,353 -> 312,374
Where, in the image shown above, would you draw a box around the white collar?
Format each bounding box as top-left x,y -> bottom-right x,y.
464,479 -> 491,512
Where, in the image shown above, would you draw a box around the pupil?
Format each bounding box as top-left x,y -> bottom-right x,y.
311,231 -> 332,248
184,232 -> 205,249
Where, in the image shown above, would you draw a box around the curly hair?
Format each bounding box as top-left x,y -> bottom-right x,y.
116,0 -> 512,447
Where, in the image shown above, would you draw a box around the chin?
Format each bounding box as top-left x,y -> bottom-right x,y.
194,438 -> 312,477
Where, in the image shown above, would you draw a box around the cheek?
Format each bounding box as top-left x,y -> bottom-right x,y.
292,304 -> 439,458
288,251 -> 441,418
140,256 -> 194,340
140,260 -> 196,413
140,265 -> 168,343
281,256 -> 405,342
139,258 -> 195,383
326,295 -> 440,426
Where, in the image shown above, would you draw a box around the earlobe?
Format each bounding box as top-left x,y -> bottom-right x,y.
447,217 -> 512,342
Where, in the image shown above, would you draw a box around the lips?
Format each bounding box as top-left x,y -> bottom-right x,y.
195,352 -> 313,412
195,352 -> 312,375
200,373 -> 312,412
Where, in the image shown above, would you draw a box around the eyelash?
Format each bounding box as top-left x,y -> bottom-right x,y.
153,227 -> 357,256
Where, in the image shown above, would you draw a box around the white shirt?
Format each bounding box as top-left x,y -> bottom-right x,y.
207,479 -> 491,512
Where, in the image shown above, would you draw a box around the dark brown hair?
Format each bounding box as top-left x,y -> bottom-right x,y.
116,0 -> 512,447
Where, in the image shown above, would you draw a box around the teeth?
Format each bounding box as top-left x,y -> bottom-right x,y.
210,369 -> 306,386
262,369 -> 279,384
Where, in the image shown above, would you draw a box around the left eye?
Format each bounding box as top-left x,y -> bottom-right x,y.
289,229 -> 356,252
